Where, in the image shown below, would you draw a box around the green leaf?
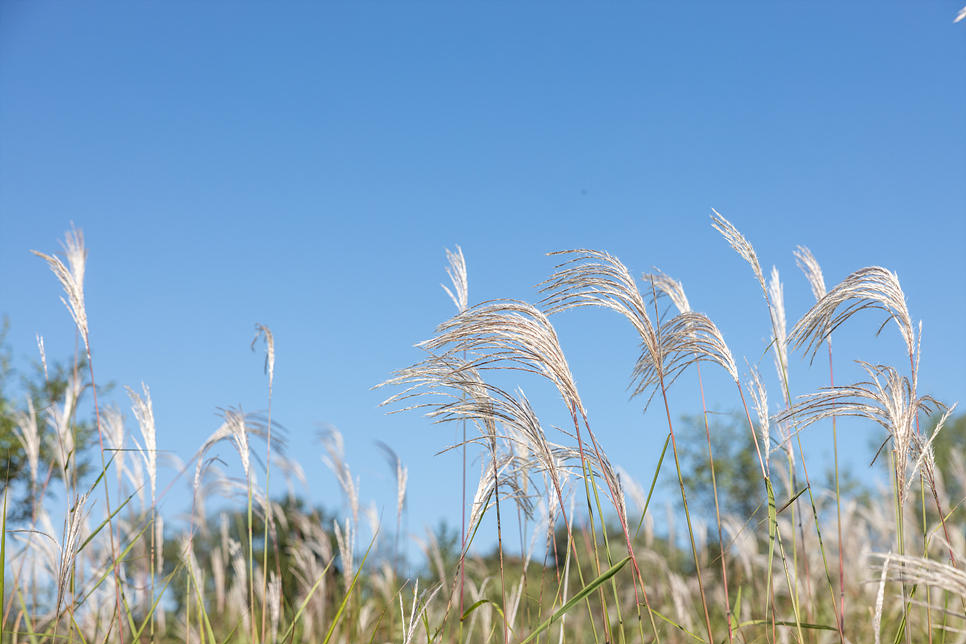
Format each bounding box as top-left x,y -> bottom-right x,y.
777,486 -> 808,514
519,555 -> 631,644
651,608 -> 706,642
279,556 -> 335,644
739,619 -> 838,632
321,534 -> 377,644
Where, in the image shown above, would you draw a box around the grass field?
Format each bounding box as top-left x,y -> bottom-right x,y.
3,215 -> 964,644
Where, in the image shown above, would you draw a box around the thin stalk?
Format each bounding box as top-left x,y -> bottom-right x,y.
696,362 -> 732,642
83,335 -> 124,642
493,458 -> 509,644
657,377 -> 714,644
581,461 -> 611,644
248,476 -> 256,644
921,474 -> 932,644
260,376 -> 274,643
827,339 -> 845,640
573,405 -> 660,643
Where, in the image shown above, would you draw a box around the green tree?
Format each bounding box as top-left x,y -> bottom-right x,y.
672,413 -> 766,524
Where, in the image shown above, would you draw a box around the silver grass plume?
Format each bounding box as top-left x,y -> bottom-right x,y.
48,374 -> 81,477
12,397 -> 40,490
776,362 -> 940,510
643,269 -> 691,315
873,553 -> 889,644
127,383 -> 157,503
872,546 -> 966,600
155,513 -> 164,576
632,310 -> 738,402
642,269 -> 739,385
710,210 -> 768,300
374,442 -> 408,523
268,571 -> 281,643
789,265 -> 916,366
193,410 -> 275,495
747,366 -> 772,475
100,404 -> 126,488
32,224 -> 89,349
542,250 -> 737,408
333,518 -> 354,593
398,358 -> 560,514
320,426 -> 360,531
56,492 -> 90,620
419,300 -> 584,417
225,408 -> 250,480
252,324 -> 275,391
794,245 -> 827,302
227,538 -> 248,622
909,404 -> 957,507
37,334 -> 49,382
443,245 -> 469,313
768,267 -> 789,404
400,580 -> 444,644
126,445 -> 146,507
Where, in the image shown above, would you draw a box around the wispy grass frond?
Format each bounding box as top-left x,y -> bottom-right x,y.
252,323 -> 275,390
333,518 -> 355,593
419,300 -> 584,416
443,245 -> 469,313
100,404 -> 126,484
320,426 -> 360,529
542,250 -> 737,405
873,553 -> 889,644
127,383 -> 158,502
268,570 -> 281,643
225,408 -> 251,480
777,362 -> 940,508
746,365 -> 772,475
375,441 -> 408,518
400,579 -> 443,644
872,549 -> 966,602
789,266 -> 915,363
631,311 -> 739,402
910,403 -> 957,504
47,373 -> 81,476
768,267 -> 789,401
541,249 -> 657,351
56,492 -> 90,619
32,224 -> 89,348
642,269 -> 690,314
710,210 -> 767,298
794,245 -> 826,301
12,397 -> 41,489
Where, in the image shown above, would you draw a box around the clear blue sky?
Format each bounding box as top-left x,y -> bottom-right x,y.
2,1 -> 964,554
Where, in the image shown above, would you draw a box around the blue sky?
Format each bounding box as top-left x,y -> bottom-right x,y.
1,1 -> 964,554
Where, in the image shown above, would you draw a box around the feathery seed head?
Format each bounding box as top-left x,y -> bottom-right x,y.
32,224 -> 90,349
794,245 -> 826,302
252,324 -> 275,390
127,383 -> 158,502
643,270 -> 691,315
12,397 -> 41,488
443,245 -> 469,313
768,267 -> 789,402
56,492 -> 90,619
710,210 -> 767,298
789,266 -> 915,364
